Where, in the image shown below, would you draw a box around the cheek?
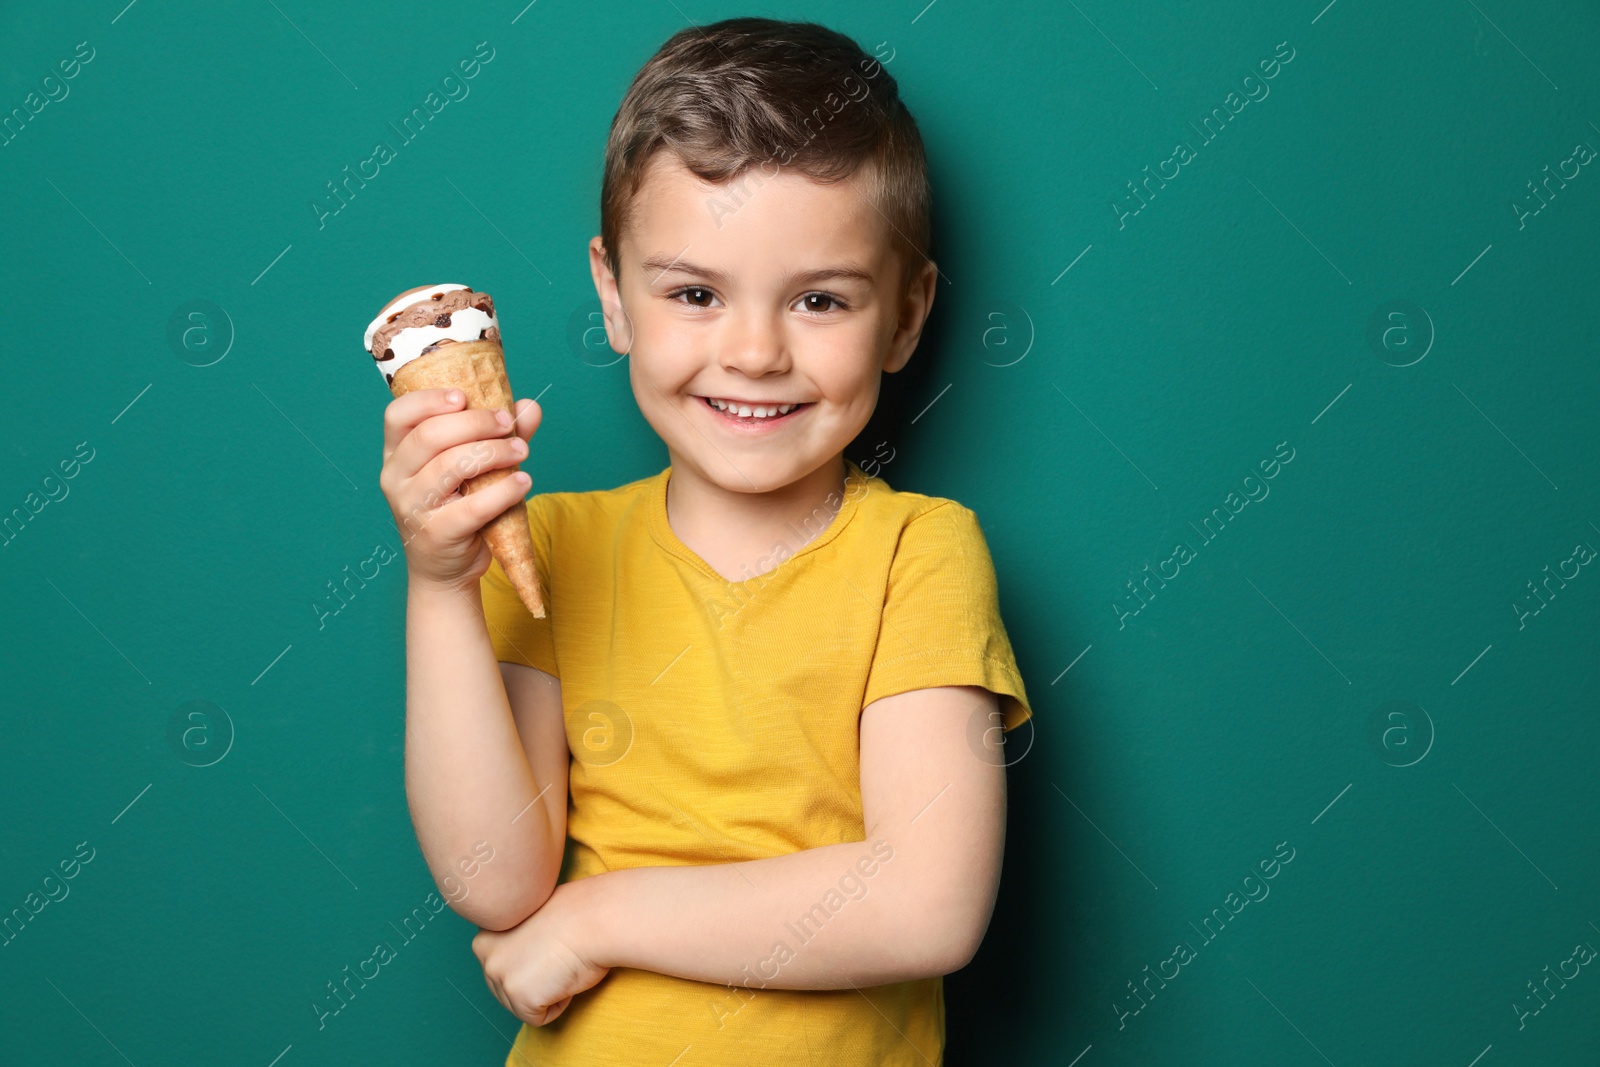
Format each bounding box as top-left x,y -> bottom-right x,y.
626,361 -> 675,439
632,306 -> 677,353
624,304 -> 688,373
632,324 -> 702,390
811,331 -> 881,400
627,351 -> 698,434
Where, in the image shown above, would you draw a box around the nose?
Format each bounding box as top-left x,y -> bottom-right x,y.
717,306 -> 791,378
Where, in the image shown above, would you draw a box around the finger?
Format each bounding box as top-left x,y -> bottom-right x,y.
510,398 -> 542,443
389,406 -> 515,484
421,469 -> 531,544
522,997 -> 565,1027
383,388 -> 464,462
478,962 -> 508,1011
487,977 -> 512,1016
411,436 -> 527,504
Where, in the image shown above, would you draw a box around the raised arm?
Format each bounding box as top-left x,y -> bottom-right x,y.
383,389 -> 568,930
404,586 -> 569,930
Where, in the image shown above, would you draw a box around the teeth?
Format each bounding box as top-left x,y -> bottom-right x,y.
707,398 -> 798,418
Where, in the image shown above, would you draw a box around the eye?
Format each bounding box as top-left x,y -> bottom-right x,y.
666,286 -> 718,309
797,292 -> 848,315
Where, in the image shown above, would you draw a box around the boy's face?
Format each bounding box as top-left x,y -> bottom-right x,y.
589,151 -> 936,495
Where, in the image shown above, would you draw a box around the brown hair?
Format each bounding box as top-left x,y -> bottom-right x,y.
600,18 -> 931,297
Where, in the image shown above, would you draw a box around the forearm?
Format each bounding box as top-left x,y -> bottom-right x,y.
579,835 -> 970,990
403,578 -> 561,927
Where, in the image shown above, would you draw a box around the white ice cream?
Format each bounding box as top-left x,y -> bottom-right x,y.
364,284 -> 500,385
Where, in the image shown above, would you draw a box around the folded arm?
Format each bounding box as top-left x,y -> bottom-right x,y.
575,684 -> 1010,988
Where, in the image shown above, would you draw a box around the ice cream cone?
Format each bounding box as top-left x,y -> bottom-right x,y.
365,283 -> 546,619
390,339 -> 546,617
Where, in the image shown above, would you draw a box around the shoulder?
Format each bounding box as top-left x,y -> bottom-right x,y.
843,476 -> 1001,599
852,471 -> 987,553
524,467 -> 663,531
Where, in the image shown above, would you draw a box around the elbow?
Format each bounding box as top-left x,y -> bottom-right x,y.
459,894 -> 515,931
920,912 -> 988,977
448,896 -> 513,931
469,907 -> 528,933
440,833 -> 565,930
907,875 -> 997,977
458,888 -> 546,932
445,873 -> 559,932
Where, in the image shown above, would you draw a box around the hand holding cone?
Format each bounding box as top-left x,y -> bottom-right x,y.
365,284 -> 547,618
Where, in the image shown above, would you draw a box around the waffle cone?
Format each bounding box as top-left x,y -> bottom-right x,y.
390,339 -> 546,618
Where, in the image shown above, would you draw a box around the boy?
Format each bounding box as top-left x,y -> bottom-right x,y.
379,17 -> 1032,1066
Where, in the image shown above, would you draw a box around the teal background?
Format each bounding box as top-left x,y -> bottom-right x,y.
3,0 -> 1597,1064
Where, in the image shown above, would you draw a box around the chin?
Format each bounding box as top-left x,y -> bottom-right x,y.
703,457 -> 799,490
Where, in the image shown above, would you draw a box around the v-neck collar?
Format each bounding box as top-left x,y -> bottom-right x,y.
647,460 -> 869,586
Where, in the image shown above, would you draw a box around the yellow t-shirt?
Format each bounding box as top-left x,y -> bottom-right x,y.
479,458 -> 1032,1067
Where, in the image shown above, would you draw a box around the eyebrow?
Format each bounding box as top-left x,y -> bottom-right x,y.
640,255 -> 876,288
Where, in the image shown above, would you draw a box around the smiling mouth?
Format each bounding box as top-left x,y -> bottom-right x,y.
697,395 -> 813,423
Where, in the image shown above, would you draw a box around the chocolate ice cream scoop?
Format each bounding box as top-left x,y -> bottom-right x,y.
363,284 -> 502,388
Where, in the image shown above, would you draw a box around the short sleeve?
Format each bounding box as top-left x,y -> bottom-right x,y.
862,501 -> 1033,731
478,495 -> 559,677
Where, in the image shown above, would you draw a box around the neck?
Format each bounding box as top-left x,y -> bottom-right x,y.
664,455 -> 851,579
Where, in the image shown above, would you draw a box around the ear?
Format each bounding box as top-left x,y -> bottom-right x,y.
883,259 -> 938,375
588,235 -> 633,354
